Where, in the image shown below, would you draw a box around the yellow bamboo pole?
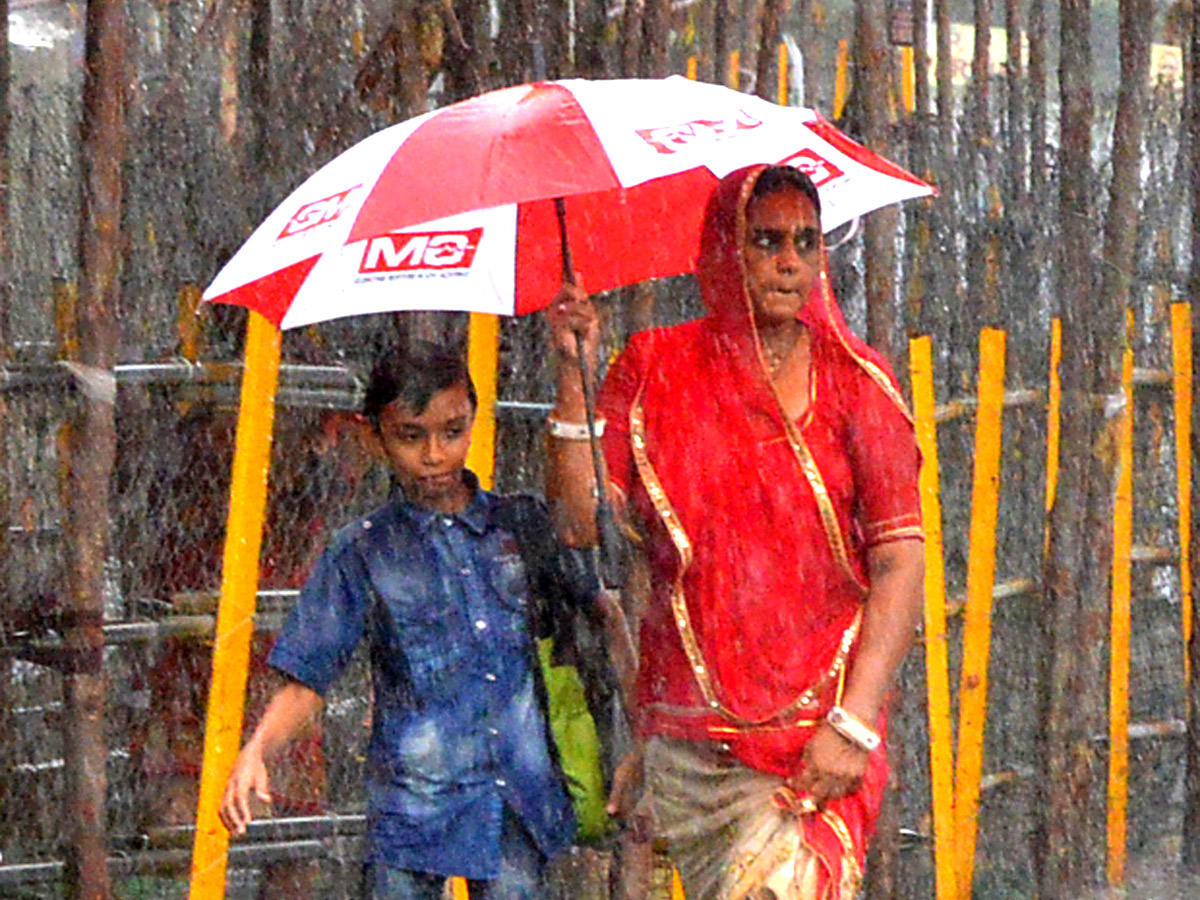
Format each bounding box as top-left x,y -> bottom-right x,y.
687,56 -> 698,80
189,311 -> 282,900
834,40 -> 850,119
1045,318 -> 1062,550
672,868 -> 686,899
1106,310 -> 1135,887
954,328 -> 1006,900
178,285 -> 203,362
452,877 -> 470,900
910,336 -> 957,900
466,312 -> 501,491
728,50 -> 740,89
1174,303 -> 1194,684
900,46 -> 916,114
778,41 -> 789,106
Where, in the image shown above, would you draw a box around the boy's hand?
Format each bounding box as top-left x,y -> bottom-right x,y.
219,746 -> 272,836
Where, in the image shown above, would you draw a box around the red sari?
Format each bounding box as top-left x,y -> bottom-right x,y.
598,165 -> 922,897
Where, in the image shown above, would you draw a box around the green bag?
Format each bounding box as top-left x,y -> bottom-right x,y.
538,637 -> 613,843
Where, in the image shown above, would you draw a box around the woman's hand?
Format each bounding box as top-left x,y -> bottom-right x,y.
606,745 -> 644,819
219,744 -> 272,836
607,744 -> 654,841
544,277 -> 600,368
788,723 -> 869,807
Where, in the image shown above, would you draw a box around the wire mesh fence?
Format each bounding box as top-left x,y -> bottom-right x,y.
3,2 -> 1200,899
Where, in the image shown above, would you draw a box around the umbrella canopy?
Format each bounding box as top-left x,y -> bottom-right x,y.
204,76 -> 933,330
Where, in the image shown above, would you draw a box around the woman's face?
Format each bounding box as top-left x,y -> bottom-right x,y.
742,186 -> 821,330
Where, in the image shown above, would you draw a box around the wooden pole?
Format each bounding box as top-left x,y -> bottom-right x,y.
1100,0 -> 1153,877
466,313 -> 500,490
1105,310 -> 1135,887
62,1 -> 127,895
1004,0 -> 1027,205
1039,0 -> 1120,890
0,0 -> 12,858
858,0 -> 900,364
642,0 -> 671,78
188,312 -> 282,900
1173,304 -> 1194,683
909,336 -> 957,900
954,327 -> 1007,900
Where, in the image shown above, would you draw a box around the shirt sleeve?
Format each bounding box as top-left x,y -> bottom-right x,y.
267,542 -> 371,696
597,333 -> 649,500
845,366 -> 924,547
503,494 -> 599,615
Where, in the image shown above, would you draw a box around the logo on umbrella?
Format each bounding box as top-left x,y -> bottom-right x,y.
358,228 -> 484,277
779,149 -> 846,189
635,110 -> 762,155
279,186 -> 361,240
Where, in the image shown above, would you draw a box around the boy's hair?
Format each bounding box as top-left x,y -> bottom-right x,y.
363,341 -> 477,424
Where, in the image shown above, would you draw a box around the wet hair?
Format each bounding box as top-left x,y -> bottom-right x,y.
363,341 -> 477,424
750,165 -> 822,218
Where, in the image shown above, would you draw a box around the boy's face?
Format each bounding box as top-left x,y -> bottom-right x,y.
376,383 -> 475,514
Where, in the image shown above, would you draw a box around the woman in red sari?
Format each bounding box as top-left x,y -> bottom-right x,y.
546,164 -> 924,900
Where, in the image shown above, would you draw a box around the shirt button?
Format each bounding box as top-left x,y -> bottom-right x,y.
488,727 -> 499,736
362,520 -> 372,530
460,566 -> 472,576
495,778 -> 507,787
484,673 -> 497,682
441,517 -> 454,527
475,619 -> 488,631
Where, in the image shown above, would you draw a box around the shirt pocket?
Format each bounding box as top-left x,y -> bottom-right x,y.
484,545 -> 529,608
373,571 -> 472,704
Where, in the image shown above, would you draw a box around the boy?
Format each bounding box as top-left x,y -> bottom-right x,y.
219,341 -> 600,900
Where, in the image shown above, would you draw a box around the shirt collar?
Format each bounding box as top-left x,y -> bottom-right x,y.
392,470 -> 492,535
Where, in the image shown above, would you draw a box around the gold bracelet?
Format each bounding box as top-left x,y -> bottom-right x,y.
546,416 -> 606,440
825,706 -> 881,753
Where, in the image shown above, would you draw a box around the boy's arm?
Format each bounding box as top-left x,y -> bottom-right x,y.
219,679 -> 324,836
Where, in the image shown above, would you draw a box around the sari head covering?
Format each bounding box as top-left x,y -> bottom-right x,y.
598,164 -> 922,898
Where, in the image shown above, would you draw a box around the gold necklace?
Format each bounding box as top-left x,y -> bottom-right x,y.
761,332 -> 798,375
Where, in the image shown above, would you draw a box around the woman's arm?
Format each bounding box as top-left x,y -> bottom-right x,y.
791,537 -> 924,804
218,679 -> 325,836
544,280 -> 605,547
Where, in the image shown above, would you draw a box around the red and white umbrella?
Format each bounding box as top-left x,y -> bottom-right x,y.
203,76 -> 933,329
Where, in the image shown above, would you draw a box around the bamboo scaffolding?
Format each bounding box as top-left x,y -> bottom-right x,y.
467,313 -> 501,490
188,312 -> 282,900
909,336 -> 956,900
1174,304 -> 1194,683
954,328 -> 1006,900
1105,311 -> 1135,886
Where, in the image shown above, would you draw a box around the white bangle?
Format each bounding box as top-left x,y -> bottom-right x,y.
547,416 -> 606,440
825,706 -> 881,753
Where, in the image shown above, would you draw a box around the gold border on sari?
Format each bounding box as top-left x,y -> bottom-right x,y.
629,392 -> 861,730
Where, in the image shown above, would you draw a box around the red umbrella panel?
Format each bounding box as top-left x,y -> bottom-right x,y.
203,77 -> 933,329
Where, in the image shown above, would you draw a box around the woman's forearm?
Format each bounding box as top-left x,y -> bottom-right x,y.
838,538 -> 925,723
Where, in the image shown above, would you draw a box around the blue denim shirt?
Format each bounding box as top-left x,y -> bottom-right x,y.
268,475 -> 585,879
